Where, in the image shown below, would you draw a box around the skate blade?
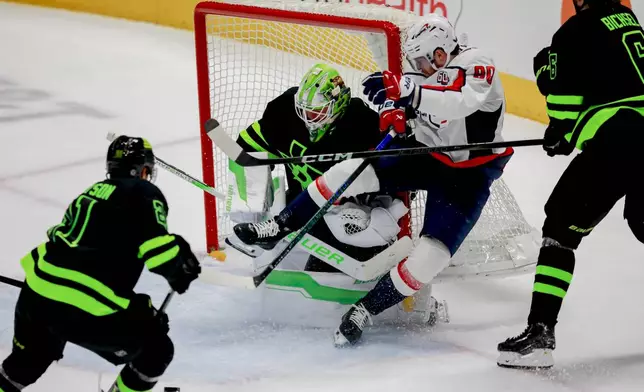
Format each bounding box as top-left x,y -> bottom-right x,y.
225,236 -> 263,258
333,329 -> 353,348
497,349 -> 554,369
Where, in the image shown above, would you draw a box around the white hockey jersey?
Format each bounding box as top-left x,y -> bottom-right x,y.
405,46 -> 506,164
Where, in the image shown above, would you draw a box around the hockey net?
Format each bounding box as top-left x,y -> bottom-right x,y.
194,0 -> 540,280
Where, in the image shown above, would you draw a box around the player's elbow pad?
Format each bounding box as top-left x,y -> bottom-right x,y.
138,234 -> 186,277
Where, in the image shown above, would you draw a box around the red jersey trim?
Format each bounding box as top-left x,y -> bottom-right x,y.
430,147 -> 514,168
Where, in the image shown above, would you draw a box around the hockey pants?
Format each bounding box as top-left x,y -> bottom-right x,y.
528,109 -> 644,326
372,149 -> 512,255
542,109 -> 644,249
1,285 -> 173,391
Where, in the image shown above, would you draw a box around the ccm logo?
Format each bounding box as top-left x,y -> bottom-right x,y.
302,153 -> 354,162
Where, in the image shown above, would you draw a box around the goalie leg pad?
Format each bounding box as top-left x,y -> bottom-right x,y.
308,159 -> 380,207
390,236 -> 451,297
323,198 -> 408,247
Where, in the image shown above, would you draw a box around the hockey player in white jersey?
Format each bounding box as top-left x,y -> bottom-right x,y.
232,14 -> 512,346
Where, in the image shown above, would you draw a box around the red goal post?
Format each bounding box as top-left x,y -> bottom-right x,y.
192,0 -> 540,280
194,0 -> 411,252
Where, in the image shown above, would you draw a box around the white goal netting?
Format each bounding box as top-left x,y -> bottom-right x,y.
197,0 -> 540,279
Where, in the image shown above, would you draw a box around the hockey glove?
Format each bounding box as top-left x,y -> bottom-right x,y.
543,122 -> 574,157
128,293 -> 169,336
378,100 -> 407,135
155,235 -> 201,294
362,71 -> 419,107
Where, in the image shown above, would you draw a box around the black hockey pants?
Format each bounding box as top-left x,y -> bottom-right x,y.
542,109 -> 644,248
1,285 -> 173,391
528,109 -> 644,326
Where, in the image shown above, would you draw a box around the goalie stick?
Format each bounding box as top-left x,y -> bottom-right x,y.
201,130 -> 399,289
221,231 -> 413,282
106,132 -> 227,200
205,118 -> 544,167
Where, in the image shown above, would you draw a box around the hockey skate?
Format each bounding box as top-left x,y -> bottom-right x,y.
398,285 -> 450,327
497,323 -> 555,369
334,303 -> 373,347
226,218 -> 292,257
426,296 -> 450,327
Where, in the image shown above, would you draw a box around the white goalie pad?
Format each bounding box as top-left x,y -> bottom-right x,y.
225,152 -> 274,224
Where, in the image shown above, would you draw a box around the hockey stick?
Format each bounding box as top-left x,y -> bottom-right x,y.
222,230 -> 413,282
202,131 -> 398,289
106,133 -> 226,200
158,290 -> 175,312
205,118 -> 544,167
0,274 -> 23,289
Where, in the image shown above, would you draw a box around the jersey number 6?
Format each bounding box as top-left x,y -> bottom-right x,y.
473,65 -> 496,85
623,31 -> 644,84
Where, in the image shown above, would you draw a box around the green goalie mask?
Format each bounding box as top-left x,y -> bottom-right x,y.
294,64 -> 351,142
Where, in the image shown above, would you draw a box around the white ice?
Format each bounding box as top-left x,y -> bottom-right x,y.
1,2 -> 643,391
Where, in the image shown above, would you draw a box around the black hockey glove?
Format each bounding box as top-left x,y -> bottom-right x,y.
543,122 -> 574,157
164,235 -> 201,294
129,293 -> 169,336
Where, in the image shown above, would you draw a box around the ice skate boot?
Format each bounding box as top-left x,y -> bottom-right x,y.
497,323 -> 555,369
227,217 -> 292,257
334,303 -> 373,347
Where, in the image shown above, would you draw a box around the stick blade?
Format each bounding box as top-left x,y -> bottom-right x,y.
199,264 -> 260,290
204,118 -> 246,163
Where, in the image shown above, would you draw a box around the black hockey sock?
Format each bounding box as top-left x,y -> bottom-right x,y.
114,333 -> 173,392
358,272 -> 407,316
527,242 -> 576,327
277,188 -> 320,229
116,364 -> 158,392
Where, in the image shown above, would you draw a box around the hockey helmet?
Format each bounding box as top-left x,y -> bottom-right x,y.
574,0 -> 621,12
294,63 -> 351,142
106,135 -> 156,181
404,14 -> 459,73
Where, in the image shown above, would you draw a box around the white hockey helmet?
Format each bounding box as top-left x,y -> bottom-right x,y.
404,14 -> 458,72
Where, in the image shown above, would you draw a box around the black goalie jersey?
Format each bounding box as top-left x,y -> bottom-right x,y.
235,87 -> 381,195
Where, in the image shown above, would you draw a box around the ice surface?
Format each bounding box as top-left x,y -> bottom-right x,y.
1,2 -> 644,391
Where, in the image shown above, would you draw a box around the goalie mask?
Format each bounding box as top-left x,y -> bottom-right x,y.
404,14 -> 458,73
106,136 -> 156,182
295,64 -> 351,142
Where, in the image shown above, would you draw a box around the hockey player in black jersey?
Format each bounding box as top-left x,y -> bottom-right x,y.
498,0 -> 644,369
234,62 -> 381,199
0,136 -> 201,391
229,63 -> 384,271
